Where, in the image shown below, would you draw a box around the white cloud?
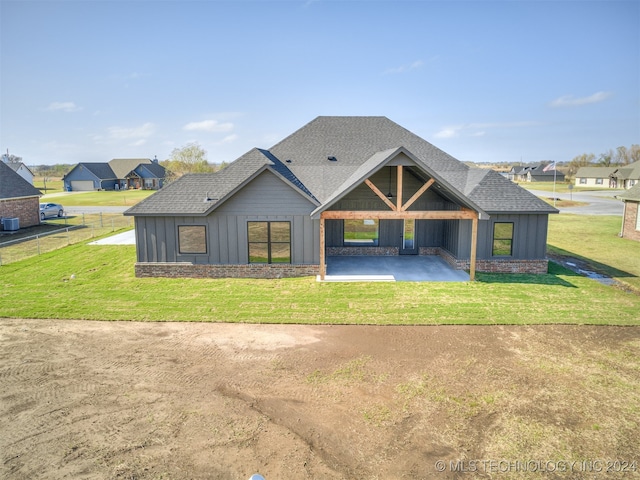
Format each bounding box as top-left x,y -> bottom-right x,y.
550,91 -> 612,108
46,101 -> 82,112
214,134 -> 238,145
108,122 -> 156,140
383,60 -> 424,75
434,121 -> 537,139
183,120 -> 234,133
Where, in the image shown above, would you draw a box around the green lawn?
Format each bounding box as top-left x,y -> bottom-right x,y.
42,189 -> 155,207
547,214 -> 640,292
517,181 -> 608,193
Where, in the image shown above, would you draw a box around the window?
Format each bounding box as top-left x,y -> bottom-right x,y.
178,226 -> 207,254
492,222 -> 514,256
596,178 -> 603,185
344,219 -> 379,246
248,221 -> 291,263
636,207 -> 640,231
579,178 -> 586,184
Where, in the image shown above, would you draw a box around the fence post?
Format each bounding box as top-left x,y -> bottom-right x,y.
82,213 -> 85,225
67,227 -> 70,245
37,235 -> 41,255
100,212 -> 103,227
0,250 -> 3,266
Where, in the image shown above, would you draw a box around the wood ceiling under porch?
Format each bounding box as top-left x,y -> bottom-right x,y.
318,165 -> 479,281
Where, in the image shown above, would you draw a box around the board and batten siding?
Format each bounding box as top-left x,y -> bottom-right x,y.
135,170 -> 319,265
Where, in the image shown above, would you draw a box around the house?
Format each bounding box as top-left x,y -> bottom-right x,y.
618,184 -> 640,242
63,158 -> 166,191
125,116 -> 558,280
4,162 -> 35,185
575,162 -> 640,189
0,160 -> 42,230
508,164 -> 565,183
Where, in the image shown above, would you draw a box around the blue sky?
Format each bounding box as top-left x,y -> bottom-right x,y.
1,0 -> 638,166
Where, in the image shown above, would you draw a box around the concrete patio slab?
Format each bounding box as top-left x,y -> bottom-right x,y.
319,255 -> 470,282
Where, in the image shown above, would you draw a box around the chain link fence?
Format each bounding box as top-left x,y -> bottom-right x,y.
0,213 -> 133,266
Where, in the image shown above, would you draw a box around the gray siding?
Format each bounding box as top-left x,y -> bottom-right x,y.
135,171 -> 319,265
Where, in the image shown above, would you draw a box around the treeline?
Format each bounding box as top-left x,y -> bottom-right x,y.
159,142 -> 227,179
565,144 -> 640,178
31,164 -> 74,177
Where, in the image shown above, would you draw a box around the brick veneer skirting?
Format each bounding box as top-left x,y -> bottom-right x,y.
0,197 -> 40,229
419,247 -> 548,274
135,262 -> 319,279
326,246 -> 399,256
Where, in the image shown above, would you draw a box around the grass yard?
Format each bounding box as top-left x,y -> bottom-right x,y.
42,189 -> 155,206
517,181 -> 609,193
548,214 -> 640,292
0,240 -> 638,324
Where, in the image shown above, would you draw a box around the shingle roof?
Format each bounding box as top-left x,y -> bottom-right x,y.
618,183 -> 640,202
126,116 -> 558,217
109,158 -> 152,179
73,162 -> 117,180
138,162 -> 167,178
611,161 -> 640,181
0,161 -> 41,199
575,166 -> 617,178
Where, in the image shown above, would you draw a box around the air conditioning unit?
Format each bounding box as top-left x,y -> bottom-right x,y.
3,218 -> 19,231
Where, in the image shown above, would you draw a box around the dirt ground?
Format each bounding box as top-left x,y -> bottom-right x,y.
1,319 -> 639,480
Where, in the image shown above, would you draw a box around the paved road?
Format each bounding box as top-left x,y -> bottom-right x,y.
527,188 -> 624,215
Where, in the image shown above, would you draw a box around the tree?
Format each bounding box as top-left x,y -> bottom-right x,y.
598,149 -> 614,167
630,144 -> 640,164
163,142 -> 213,175
566,153 -> 595,178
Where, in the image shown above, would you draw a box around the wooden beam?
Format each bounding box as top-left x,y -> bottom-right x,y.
396,165 -> 403,210
320,210 -> 477,220
401,178 -> 435,212
364,178 -> 397,211
319,216 -> 326,280
469,214 -> 478,282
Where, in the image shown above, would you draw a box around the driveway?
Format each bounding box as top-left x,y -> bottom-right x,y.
528,188 -> 624,215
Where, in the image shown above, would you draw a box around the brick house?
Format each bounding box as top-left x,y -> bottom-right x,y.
618,184 -> 640,242
0,160 -> 42,230
125,116 -> 558,280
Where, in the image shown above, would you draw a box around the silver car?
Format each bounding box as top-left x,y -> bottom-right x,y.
39,202 -> 64,220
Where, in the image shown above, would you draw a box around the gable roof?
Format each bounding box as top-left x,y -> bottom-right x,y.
126,116 -> 557,217
618,183 -> 640,202
67,162 -> 116,180
136,161 -> 167,178
611,161 -> 640,181
108,158 -> 152,179
0,161 -> 41,199
575,166 -> 618,178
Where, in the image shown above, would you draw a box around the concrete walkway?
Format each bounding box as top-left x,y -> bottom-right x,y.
321,255 -> 470,282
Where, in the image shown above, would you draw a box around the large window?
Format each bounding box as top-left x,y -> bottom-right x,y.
492,222 -> 514,256
178,226 -> 207,254
579,178 -> 587,184
596,178 -> 603,185
344,219 -> 379,246
248,221 -> 291,263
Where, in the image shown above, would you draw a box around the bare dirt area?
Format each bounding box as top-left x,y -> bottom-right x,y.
1,320 -> 639,480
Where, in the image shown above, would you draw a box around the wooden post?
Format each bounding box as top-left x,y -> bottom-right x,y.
469,215 -> 478,281
396,165 -> 403,210
319,216 -> 326,280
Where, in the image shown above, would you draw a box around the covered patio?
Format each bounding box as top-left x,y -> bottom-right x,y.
319,255 -> 470,282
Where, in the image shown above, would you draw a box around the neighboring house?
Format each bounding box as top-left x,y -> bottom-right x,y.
0,160 -> 42,230
63,158 -> 166,191
508,164 -> 565,183
618,184 -> 640,242
575,162 -> 640,189
5,162 -> 35,185
125,116 -> 558,280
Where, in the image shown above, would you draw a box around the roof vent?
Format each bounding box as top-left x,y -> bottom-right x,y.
285,159 -> 292,163
327,156 -> 337,162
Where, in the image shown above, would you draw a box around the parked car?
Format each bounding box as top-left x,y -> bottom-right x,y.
39,203 -> 64,220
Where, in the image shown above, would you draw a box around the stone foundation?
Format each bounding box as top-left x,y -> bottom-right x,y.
326,246 -> 399,256
419,247 -> 548,274
135,262 -> 319,279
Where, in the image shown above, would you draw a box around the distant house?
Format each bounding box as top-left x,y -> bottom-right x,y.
0,161 -> 42,230
63,158 -> 166,191
575,162 -> 640,189
618,184 -> 640,242
508,164 -> 564,183
125,116 -> 558,281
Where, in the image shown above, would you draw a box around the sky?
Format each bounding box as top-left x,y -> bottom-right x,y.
1,0 -> 638,167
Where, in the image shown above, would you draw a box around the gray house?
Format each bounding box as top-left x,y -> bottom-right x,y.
125,117 -> 558,280
63,158 -> 166,191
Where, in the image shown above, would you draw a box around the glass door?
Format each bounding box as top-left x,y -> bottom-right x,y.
400,219 -> 418,255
